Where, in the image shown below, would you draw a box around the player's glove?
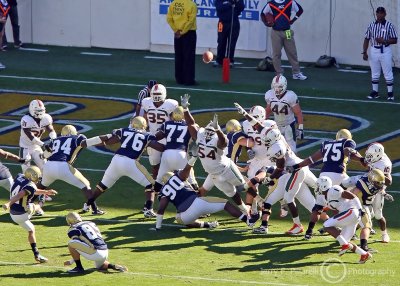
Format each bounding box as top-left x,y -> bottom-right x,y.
247,149 -> 255,160
211,113 -> 221,131
234,102 -> 248,116
181,94 -> 191,109
296,128 -> 304,140
383,193 -> 394,202
42,142 -> 53,153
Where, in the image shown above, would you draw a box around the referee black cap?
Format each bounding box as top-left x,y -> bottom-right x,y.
376,7 -> 386,13
147,80 -> 157,89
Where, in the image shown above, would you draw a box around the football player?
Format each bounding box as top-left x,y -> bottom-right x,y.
141,84 -> 178,179
265,75 -> 304,152
2,166 -> 57,263
64,212 -> 128,273
250,166 -> 315,234
153,106 -> 197,193
38,125 -> 104,215
0,148 -> 27,191
321,182 -> 372,264
86,117 -> 164,218
181,95 -> 249,214
155,154 -> 252,230
286,129 -> 365,239
19,99 -> 57,171
134,80 -> 157,117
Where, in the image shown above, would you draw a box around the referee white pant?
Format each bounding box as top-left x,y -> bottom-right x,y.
369,46 -> 393,85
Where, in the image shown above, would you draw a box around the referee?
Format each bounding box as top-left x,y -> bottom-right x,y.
134,80 -> 157,117
363,7 -> 398,101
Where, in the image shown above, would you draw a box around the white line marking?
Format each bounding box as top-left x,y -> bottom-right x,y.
1,75 -> 400,105
144,56 -> 174,60
338,69 -> 368,74
0,261 -> 304,285
282,65 -> 305,69
19,48 -> 49,52
80,52 -> 112,56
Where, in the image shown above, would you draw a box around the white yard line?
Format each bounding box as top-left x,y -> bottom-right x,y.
80,52 -> 112,56
19,48 -> 49,52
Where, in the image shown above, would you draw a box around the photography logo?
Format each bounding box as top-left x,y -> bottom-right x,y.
320,258 -> 347,284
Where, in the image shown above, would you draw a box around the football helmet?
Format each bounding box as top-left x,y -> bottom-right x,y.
66,212 -> 82,225
150,84 -> 167,103
365,143 -> 384,164
261,127 -> 281,147
172,106 -> 184,121
316,176 -> 332,195
271,75 -> 287,97
61,125 -> 77,136
205,123 -> 216,141
226,119 -> 241,133
336,129 -> 352,140
131,116 -> 147,130
326,185 -> 344,209
249,105 -> 266,121
29,99 -> 46,119
24,166 -> 42,184
367,168 -> 385,189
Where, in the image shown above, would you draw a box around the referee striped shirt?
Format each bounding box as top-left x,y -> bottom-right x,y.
137,87 -> 150,105
365,20 -> 397,47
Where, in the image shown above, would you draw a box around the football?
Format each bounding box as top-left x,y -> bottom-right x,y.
202,51 -> 213,64
265,13 -> 274,27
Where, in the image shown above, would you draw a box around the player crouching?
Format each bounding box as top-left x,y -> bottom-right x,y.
320,177 -> 372,264
65,212 -> 128,273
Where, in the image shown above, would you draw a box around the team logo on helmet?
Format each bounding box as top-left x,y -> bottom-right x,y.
316,176 -> 333,195
365,143 -> 384,164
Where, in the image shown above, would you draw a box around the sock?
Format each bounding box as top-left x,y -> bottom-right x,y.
239,214 -> 247,222
387,85 -> 393,93
261,220 -> 268,227
354,246 -> 366,255
382,229 -> 388,235
372,83 -> 378,92
90,201 -> 98,212
251,200 -> 258,215
306,222 -> 315,234
293,216 -> 301,225
31,243 -> 39,257
145,200 -> 153,210
360,238 -> 368,250
75,259 -> 83,269
336,235 -> 347,246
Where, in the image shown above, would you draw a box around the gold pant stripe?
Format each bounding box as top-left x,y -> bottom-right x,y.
135,161 -> 155,184
68,164 -> 90,188
69,240 -> 97,255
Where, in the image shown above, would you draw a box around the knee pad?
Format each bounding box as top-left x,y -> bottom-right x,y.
263,202 -> 272,215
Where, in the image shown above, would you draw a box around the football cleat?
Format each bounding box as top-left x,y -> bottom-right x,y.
114,264 -> 128,272
92,209 -> 106,215
34,208 -> 45,216
286,224 -> 304,235
304,233 -> 313,240
35,254 -> 48,263
199,213 -> 211,218
370,228 -> 376,235
143,209 -> 157,218
67,267 -> 85,274
208,221 -> 219,229
359,252 -> 372,264
318,227 -> 326,235
381,233 -> 390,243
279,206 -> 288,218
252,226 -> 268,234
81,203 -> 91,213
246,216 -> 258,228
338,244 -> 353,256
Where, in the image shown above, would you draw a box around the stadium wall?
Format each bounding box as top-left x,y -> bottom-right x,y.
6,0 -> 399,67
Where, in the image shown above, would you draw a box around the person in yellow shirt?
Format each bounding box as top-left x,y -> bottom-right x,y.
167,0 -> 198,86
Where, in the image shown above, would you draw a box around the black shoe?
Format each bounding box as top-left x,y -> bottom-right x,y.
387,92 -> 394,101
14,42 -> 24,49
92,209 -> 106,215
367,91 -> 379,99
68,267 -> 85,274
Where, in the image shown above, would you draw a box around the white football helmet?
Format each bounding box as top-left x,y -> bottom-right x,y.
271,75 -> 287,97
261,127 -> 281,147
316,176 -> 332,195
29,99 -> 46,119
150,84 -> 167,103
365,143 -> 384,164
249,105 -> 266,121
204,123 -> 216,141
326,185 -> 343,210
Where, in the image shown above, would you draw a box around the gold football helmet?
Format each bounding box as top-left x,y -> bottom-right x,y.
66,212 -> 82,225
131,116 -> 147,130
226,119 -> 241,133
24,166 -> 42,184
61,124 -> 78,136
172,106 -> 185,121
336,129 -> 352,140
367,168 -> 385,189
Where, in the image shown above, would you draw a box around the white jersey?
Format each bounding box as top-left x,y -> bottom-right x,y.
265,89 -> 299,128
142,98 -> 178,134
19,114 -> 53,149
242,119 -> 276,159
266,137 -> 302,166
368,153 -> 392,176
196,128 -> 230,175
326,186 -> 361,213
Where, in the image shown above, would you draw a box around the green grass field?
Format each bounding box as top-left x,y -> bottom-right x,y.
0,45 -> 399,285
